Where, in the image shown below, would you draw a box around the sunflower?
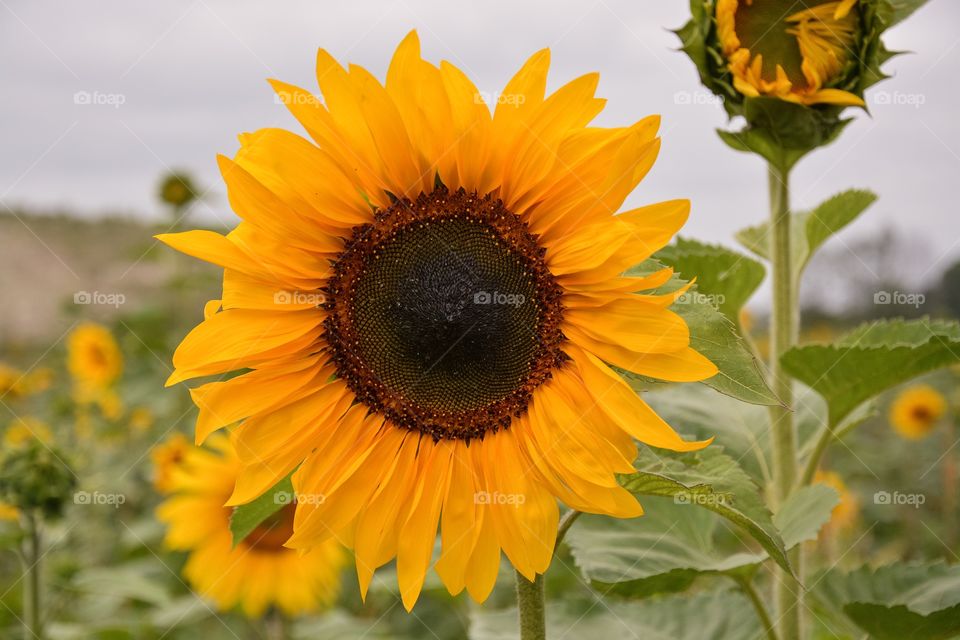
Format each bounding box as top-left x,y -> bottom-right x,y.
814,469 -> 858,533
67,323 -> 123,391
889,385 -> 947,440
156,434 -> 344,616
3,417 -> 53,448
0,502 -> 18,522
151,433 -> 191,492
159,31 -> 717,610
716,0 -> 863,106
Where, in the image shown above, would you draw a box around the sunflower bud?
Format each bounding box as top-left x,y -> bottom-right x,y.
0,441 -> 77,520
677,0 -> 928,165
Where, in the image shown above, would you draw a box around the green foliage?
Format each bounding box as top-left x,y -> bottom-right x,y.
470,589 -> 762,640
657,237 -> 765,324
629,256 -> 778,406
810,562 -> 960,640
0,442 -> 77,519
619,447 -> 790,572
736,189 -> 878,288
228,474 -> 293,547
781,317 -> 960,426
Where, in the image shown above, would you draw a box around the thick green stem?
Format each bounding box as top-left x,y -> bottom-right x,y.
737,577 -> 779,640
767,162 -> 801,640
515,570 -> 546,640
22,510 -> 42,640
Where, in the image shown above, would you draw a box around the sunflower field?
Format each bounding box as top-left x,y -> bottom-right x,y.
3,1 -> 960,639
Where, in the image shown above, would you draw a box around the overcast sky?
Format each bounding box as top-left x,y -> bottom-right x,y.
2,0 -> 958,287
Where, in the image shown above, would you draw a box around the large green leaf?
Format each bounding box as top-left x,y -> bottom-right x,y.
469,589 -> 761,640
781,318 -> 960,426
567,499 -> 766,598
736,189 -> 877,289
567,486 -> 836,599
229,474 -> 293,547
810,562 -> 960,640
656,237 -> 765,324
620,447 -> 790,572
624,259 -> 778,406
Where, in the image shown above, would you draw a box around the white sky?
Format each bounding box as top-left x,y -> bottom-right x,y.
2,0 -> 959,286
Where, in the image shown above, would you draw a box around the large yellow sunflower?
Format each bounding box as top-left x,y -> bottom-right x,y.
155,434 -> 344,616
716,0 -> 864,106
159,31 -> 717,610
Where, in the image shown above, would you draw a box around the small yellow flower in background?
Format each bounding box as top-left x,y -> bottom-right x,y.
150,433 -> 191,493
4,417 -> 53,448
814,469 -> 859,533
716,0 -> 863,106
0,364 -> 25,399
129,406 -> 155,433
739,308 -> 754,333
67,323 -> 123,392
0,502 -> 19,521
155,435 -> 344,617
889,385 -> 947,440
96,389 -> 124,421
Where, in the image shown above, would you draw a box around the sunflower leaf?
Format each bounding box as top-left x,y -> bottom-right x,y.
622,258 -> 778,406
656,237 -> 765,325
780,317 -> 960,426
228,474 -> 293,548
619,447 -> 791,574
469,589 -> 762,640
735,189 -> 877,289
809,562 -> 960,640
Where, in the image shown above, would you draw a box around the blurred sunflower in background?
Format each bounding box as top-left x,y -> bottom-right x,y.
159,30 -> 716,610
155,435 -> 344,617
150,433 -> 191,492
67,323 -> 123,392
814,469 -> 859,534
3,417 -> 53,448
889,384 -> 947,440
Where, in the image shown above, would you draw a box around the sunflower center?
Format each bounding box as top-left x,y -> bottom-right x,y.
245,504 -> 295,552
325,187 -> 565,441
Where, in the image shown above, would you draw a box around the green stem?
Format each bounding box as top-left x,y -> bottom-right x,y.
800,426 -> 832,487
22,510 -> 42,640
554,510 -> 582,552
736,577 -> 779,640
515,570 -> 546,640
766,162 -> 801,640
